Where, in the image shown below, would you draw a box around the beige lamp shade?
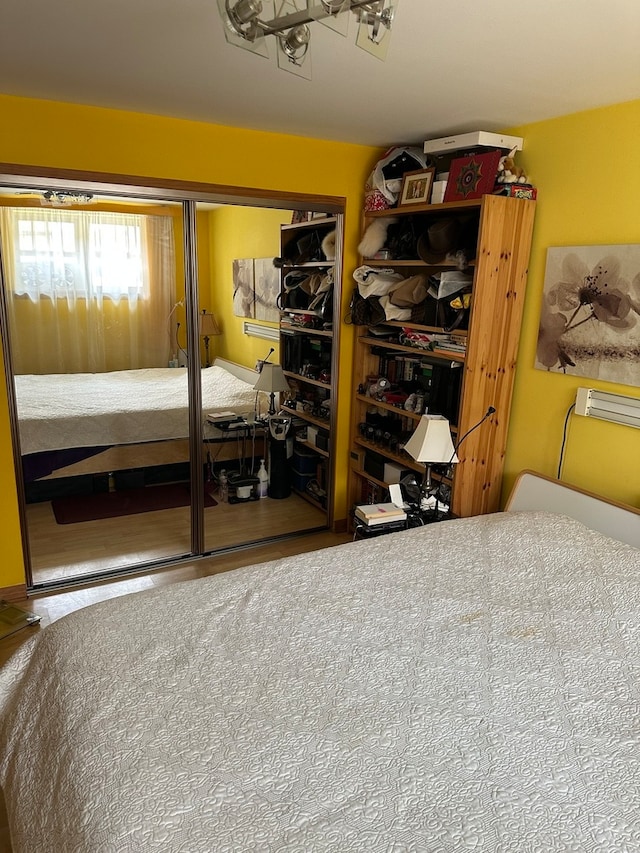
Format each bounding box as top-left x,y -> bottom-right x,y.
199,311 -> 221,337
404,414 -> 458,464
253,363 -> 291,393
254,362 -> 290,416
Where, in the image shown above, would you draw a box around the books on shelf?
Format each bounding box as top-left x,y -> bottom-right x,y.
355,502 -> 407,526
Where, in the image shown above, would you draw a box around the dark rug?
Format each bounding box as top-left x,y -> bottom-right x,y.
52,483 -> 217,525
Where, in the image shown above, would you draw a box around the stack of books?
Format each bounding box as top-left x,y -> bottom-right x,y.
354,502 -> 407,527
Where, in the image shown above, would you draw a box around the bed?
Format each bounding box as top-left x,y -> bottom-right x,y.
1,476 -> 639,851
15,357 -> 266,482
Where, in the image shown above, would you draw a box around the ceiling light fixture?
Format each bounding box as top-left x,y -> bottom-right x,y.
40,190 -> 94,207
218,0 -> 395,79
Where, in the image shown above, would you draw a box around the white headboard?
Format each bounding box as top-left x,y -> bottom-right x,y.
506,470 -> 640,549
213,357 -> 259,386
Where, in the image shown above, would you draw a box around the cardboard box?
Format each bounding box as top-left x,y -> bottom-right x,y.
494,184 -> 537,200
431,180 -> 447,204
424,131 -> 523,155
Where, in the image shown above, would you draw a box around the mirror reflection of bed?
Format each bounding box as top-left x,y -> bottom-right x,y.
3,191 -> 331,588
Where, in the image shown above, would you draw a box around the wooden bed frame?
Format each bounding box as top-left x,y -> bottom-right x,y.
506,469 -> 640,548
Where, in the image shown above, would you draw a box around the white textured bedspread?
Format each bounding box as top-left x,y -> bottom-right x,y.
15,365 -> 258,454
1,512 -> 640,852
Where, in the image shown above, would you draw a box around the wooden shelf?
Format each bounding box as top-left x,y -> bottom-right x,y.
280,322 -> 333,338
365,199 -> 482,217
354,393 -> 422,421
281,405 -> 331,431
354,437 -> 423,475
363,258 -> 476,270
283,370 -> 331,389
359,336 -> 466,363
350,194 -> 536,519
281,216 -> 337,232
351,464 -> 451,489
296,438 -> 329,458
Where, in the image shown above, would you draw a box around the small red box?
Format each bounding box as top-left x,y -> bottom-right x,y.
494,184 -> 537,200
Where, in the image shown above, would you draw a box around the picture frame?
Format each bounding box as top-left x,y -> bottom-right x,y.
291,210 -> 312,224
398,168 -> 436,206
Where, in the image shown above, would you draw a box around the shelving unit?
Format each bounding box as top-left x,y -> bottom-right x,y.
349,194 -> 536,519
278,216 -> 341,524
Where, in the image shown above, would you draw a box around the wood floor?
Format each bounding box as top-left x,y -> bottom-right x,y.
0,527 -> 353,668
27,489 -> 328,584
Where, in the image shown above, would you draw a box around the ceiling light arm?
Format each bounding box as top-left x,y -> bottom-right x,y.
226,0 -> 390,40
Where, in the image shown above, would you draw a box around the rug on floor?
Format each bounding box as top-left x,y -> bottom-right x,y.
52,483 -> 217,524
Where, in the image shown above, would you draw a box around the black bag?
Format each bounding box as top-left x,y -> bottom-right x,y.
385,217 -> 420,260
277,271 -> 316,310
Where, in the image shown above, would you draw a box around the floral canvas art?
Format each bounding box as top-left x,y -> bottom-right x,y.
536,245 -> 640,386
253,258 -> 279,323
232,259 -> 255,318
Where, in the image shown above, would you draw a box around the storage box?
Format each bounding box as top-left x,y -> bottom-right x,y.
293,447 -> 318,475
383,462 -> 410,484
315,432 -> 329,452
306,426 -> 318,446
292,468 -> 315,492
424,131 -> 523,155
364,451 -> 386,481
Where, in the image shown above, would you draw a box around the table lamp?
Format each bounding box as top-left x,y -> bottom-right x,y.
404,414 -> 458,510
199,310 -> 221,368
253,362 -> 291,416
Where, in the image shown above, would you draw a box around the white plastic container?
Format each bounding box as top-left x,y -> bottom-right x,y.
257,459 -> 269,498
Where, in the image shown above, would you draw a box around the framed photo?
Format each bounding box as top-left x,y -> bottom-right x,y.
291,210 -> 312,224
399,168 -> 436,206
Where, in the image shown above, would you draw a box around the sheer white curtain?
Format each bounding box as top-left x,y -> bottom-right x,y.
0,207 -> 175,374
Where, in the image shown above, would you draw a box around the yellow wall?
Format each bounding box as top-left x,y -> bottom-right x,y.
206,205 -> 290,369
0,94 -> 378,588
504,99 -> 640,506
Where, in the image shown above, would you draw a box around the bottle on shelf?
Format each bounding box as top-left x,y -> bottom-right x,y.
257,459 -> 269,498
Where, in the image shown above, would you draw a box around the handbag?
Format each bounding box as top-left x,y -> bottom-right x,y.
277,271 -> 323,310
426,272 -> 473,331
346,289 -> 386,326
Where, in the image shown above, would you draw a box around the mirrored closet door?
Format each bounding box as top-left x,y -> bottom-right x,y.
0,188 -> 193,587
0,174 -> 343,592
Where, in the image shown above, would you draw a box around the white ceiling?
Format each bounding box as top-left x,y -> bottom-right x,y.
1,0 -> 639,147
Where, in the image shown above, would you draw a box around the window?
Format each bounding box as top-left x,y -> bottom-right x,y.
12,209 -> 146,301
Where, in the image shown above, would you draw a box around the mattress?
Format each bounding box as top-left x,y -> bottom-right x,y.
15,364 -> 260,455
1,511 -> 639,851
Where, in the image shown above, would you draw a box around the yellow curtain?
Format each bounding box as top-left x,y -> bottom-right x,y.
0,207 -> 176,374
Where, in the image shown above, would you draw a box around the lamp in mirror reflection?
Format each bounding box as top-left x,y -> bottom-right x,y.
199,310 -> 221,368
253,362 -> 291,416
404,415 -> 458,510
218,0 -> 396,78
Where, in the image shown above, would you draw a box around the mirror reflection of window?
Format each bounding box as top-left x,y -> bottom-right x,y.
0,206 -> 175,374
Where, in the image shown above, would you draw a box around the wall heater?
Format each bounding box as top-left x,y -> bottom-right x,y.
575,387 -> 640,429
243,321 -> 279,342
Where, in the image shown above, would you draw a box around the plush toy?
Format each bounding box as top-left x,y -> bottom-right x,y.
497,148 -> 529,184
357,216 -> 397,258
